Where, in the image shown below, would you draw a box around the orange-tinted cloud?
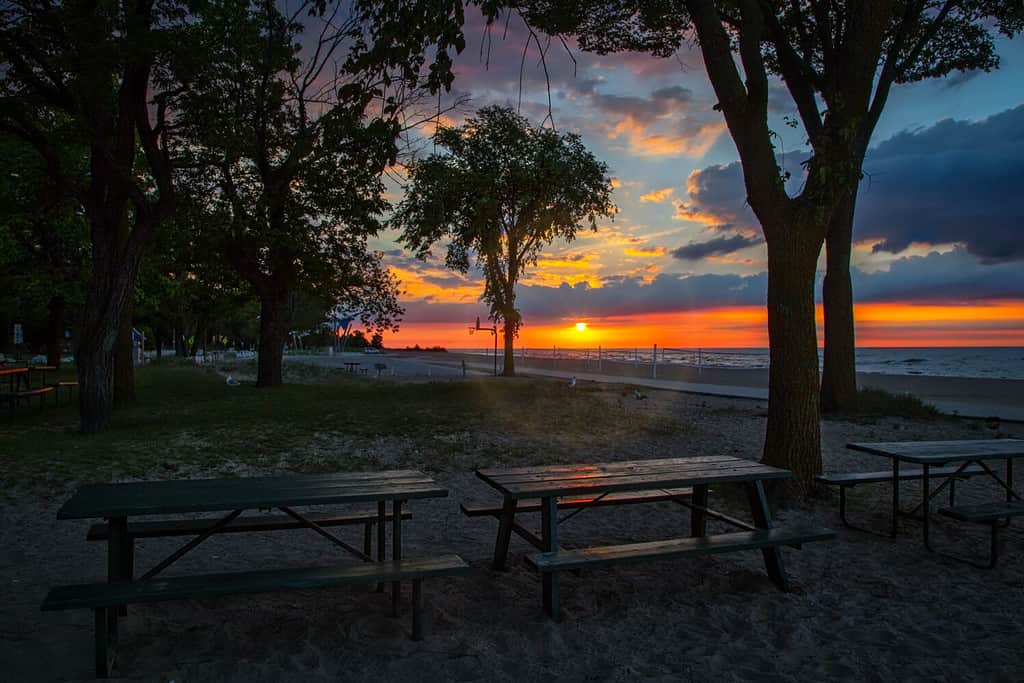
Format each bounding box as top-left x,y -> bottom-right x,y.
640,187 -> 674,203
624,246 -> 667,258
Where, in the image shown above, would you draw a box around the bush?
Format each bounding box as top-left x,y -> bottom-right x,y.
854,387 -> 943,419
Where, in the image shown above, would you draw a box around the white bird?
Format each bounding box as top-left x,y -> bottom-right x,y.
225,375 -> 240,386
568,376 -> 577,388
632,388 -> 647,400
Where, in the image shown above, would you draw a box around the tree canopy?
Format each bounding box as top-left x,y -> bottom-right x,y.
395,106 -> 615,375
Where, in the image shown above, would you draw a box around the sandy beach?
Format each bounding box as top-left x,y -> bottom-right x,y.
2,366 -> 1023,682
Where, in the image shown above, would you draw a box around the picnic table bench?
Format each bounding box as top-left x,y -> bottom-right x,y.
42,470 -> 471,678
845,439 -> 1024,566
474,456 -> 835,620
817,464 -> 986,530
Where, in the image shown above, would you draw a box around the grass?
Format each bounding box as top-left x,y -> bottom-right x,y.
850,387 -> 944,419
0,362 -> 686,493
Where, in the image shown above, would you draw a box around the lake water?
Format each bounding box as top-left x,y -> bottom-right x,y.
460,346 -> 1024,380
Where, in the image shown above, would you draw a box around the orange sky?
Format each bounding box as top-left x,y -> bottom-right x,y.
385,300 -> 1024,349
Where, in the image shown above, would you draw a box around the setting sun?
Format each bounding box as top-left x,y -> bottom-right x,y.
575,322 -> 588,332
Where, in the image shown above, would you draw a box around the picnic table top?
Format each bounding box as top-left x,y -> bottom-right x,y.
847,438 -> 1024,464
0,367 -> 28,376
476,455 -> 790,498
57,470 -> 448,520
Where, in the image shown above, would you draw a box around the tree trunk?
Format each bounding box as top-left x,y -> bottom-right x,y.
502,318 -> 515,376
257,288 -> 290,387
45,295 -> 65,368
113,300 -> 136,407
820,187 -> 860,413
75,259 -> 135,433
761,228 -> 824,499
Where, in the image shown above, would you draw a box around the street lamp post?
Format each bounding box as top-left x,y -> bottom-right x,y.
468,317 -> 498,376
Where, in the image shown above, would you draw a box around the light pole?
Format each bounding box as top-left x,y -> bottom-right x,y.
468,317 -> 498,376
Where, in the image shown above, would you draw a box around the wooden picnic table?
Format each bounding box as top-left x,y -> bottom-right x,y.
476,455 -> 833,619
51,470 -> 462,675
847,439 -> 1024,562
343,361 -> 361,372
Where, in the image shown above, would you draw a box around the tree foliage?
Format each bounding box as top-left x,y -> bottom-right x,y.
169,0 -> 465,385
394,106 -> 615,375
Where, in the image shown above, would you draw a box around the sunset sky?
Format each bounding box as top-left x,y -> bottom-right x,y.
368,11 -> 1024,350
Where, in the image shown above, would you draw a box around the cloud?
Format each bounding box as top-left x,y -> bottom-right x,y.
672,234 -> 763,261
640,187 -> 674,203
854,105 -> 1024,262
852,247 -> 1024,303
624,246 -> 667,257
674,163 -> 751,227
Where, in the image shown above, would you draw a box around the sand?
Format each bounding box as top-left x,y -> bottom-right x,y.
2,382 -> 1024,681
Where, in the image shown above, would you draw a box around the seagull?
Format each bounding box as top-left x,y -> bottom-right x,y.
568,376 -> 577,388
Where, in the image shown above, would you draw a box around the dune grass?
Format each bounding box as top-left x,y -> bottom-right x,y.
0,362 -> 684,492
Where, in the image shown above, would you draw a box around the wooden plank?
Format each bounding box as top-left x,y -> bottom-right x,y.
939,502 -> 1024,523
497,464 -> 791,498
476,455 -> 737,479
525,527 -> 836,572
58,472 -> 447,519
847,439 -> 1024,464
460,488 -> 693,517
817,464 -> 986,486
85,510 -> 413,541
41,555 -> 472,611
485,458 -> 778,489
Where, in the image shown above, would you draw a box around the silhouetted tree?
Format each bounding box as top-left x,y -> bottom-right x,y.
394,106 -> 615,376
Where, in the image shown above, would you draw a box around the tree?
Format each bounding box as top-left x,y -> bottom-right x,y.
514,0 -> 1023,497
0,132 -> 88,366
395,106 -> 615,376
1,0 -> 180,431
172,0 -> 462,386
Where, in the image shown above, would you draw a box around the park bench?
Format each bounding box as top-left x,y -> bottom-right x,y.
817,464 -> 985,528
939,501 -> 1024,568
86,510 -> 412,578
2,385 -> 54,417
41,555 -> 471,677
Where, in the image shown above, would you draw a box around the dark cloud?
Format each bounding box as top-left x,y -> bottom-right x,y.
677,105 -> 1024,263
854,105 -> 1024,262
671,234 -> 763,260
852,247 -> 1024,303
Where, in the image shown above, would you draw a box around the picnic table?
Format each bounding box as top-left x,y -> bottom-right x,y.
475,455 -> 834,620
343,361 -> 361,372
0,365 -> 29,392
43,470 -> 470,677
846,439 -> 1024,565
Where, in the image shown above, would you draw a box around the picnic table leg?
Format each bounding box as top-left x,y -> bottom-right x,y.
921,464 -> 933,551
106,517 -> 129,623
376,501 -> 386,592
492,496 -> 517,571
392,499 -> 403,616
541,496 -> 560,620
890,459 -> 901,537
744,481 -> 788,592
690,484 -> 708,537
